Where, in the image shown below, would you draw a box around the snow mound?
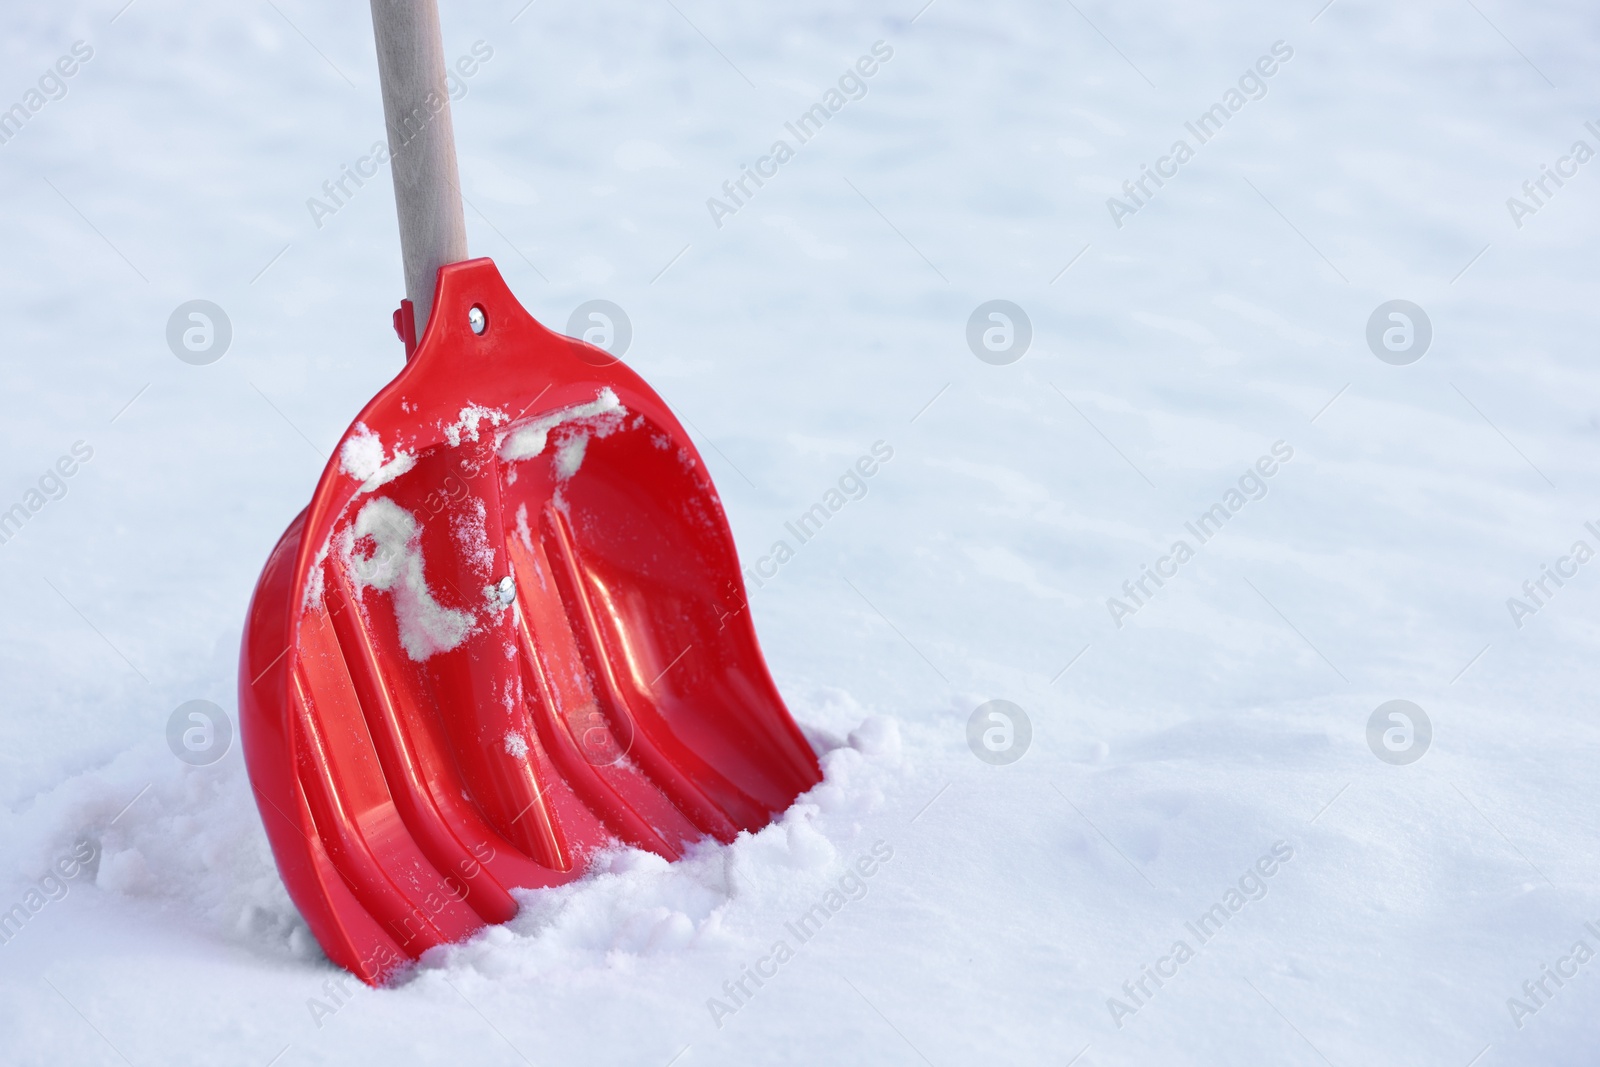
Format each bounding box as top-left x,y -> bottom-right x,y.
417,713 -> 904,985
0,742 -> 315,967
0,697 -> 904,996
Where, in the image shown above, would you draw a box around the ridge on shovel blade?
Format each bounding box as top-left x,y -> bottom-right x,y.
239,258 -> 821,984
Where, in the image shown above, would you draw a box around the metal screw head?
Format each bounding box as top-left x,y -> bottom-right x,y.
468,306 -> 487,335
496,575 -> 515,604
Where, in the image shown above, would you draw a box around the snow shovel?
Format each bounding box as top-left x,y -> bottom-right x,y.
239,0 -> 820,985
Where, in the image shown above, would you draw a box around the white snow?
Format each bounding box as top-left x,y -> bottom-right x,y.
338,423 -> 385,482
498,388 -> 624,463
364,452 -> 416,491
553,432 -> 590,479
301,539 -> 330,612
342,498 -> 473,661
339,422 -> 416,492
4,2 -> 1600,1065
450,496 -> 494,577
443,403 -> 507,447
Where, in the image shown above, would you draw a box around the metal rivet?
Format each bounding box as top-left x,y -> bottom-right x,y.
468,306 -> 487,335
496,575 -> 515,604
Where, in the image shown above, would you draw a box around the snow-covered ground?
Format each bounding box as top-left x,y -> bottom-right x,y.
3,0 -> 1600,1063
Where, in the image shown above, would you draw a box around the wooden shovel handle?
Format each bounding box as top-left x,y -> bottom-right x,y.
370,0 -> 468,336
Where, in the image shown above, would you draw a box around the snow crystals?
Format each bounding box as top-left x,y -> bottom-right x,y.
339,423 -> 415,493
341,497 -> 473,661
498,388 -> 625,476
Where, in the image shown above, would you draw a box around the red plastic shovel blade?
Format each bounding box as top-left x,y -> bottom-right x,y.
239,258 -> 820,984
